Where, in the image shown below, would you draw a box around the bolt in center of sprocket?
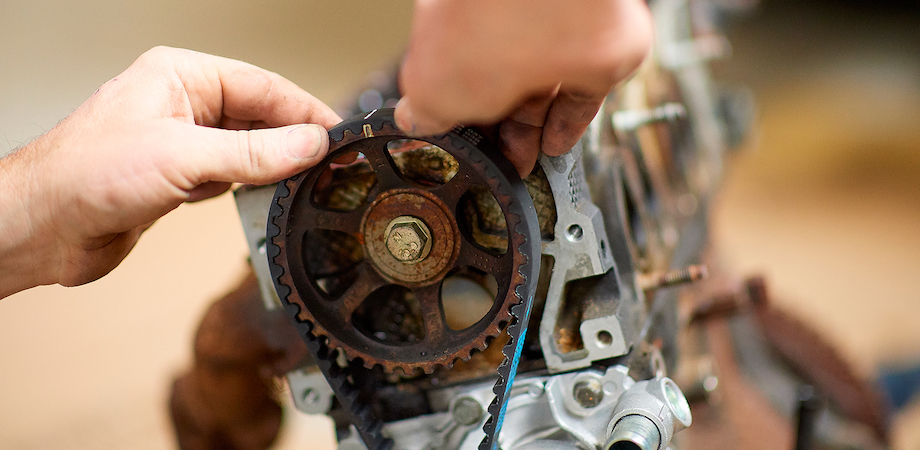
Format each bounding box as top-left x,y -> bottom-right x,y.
362,189 -> 459,285
268,108 -> 539,379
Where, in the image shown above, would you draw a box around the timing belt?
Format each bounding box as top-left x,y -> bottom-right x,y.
267,113 -> 540,450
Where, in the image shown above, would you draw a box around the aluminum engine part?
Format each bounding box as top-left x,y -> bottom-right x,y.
537,143 -> 631,373
606,377 -> 692,450
235,184 -> 284,310
235,184 -> 337,415
366,365 -> 690,450
653,0 -> 730,194
223,1 -> 754,448
287,368 -> 335,415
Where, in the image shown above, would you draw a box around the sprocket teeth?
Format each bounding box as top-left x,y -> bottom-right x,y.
267,109 -> 540,450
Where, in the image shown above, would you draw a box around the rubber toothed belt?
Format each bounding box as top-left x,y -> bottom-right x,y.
266,108 -> 540,450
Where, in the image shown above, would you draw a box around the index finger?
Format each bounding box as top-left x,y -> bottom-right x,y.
158,47 -> 343,129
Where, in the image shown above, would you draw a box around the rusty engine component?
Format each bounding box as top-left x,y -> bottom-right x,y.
679,273 -> 891,448
169,1 -> 893,449
169,273 -> 308,450
747,279 -> 890,444
267,109 -> 541,449
268,111 -> 537,376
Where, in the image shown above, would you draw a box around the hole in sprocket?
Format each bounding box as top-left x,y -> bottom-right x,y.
457,185 -> 509,255
302,228 -> 364,299
442,267 -> 498,331
352,285 -> 425,345
387,139 -> 459,187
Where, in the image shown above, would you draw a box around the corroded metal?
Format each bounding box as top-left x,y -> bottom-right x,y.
384,216 -> 431,263
639,264 -> 708,291
267,108 -> 540,450
270,119 -> 530,373
169,273 -> 309,450
751,280 -> 890,444
362,190 -> 458,285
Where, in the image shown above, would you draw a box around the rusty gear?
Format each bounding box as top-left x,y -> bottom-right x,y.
268,109 -> 538,376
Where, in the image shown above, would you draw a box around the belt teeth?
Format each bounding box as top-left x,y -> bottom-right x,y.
267,108 -> 540,450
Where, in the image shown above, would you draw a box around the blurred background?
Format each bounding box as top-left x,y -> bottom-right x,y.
1,0 -> 918,448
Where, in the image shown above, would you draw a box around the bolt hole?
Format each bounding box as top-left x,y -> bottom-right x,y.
573,379 -> 604,408
566,224 -> 584,242
442,269 -> 497,331
609,442 -> 642,450
387,139 -> 459,186
596,330 -> 613,348
663,379 -> 692,425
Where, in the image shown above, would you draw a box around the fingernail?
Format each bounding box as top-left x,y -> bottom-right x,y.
394,98 -> 419,136
285,124 -> 326,160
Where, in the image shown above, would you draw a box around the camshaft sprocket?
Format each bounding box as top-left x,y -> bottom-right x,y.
268,109 -> 538,376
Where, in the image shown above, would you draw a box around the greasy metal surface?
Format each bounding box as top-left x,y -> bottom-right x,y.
379,366 -> 641,450
267,108 -> 541,450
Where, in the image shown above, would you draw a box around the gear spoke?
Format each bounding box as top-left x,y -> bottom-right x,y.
455,238 -> 509,275
413,283 -> 447,345
432,165 -> 476,210
332,261 -> 387,323
363,141 -> 403,191
290,202 -> 365,236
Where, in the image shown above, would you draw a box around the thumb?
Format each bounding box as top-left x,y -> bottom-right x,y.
180,123 -> 329,186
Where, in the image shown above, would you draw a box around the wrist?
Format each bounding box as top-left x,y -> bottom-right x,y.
0,141 -> 61,298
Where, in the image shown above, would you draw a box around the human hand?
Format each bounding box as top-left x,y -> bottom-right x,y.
0,46 -> 341,298
395,0 -> 653,176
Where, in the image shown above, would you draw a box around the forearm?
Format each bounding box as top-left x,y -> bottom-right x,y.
0,142 -> 59,298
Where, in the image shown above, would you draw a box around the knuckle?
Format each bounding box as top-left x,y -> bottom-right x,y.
139,45 -> 173,63
236,130 -> 263,179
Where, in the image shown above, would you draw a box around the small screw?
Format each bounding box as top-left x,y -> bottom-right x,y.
574,378 -> 604,408
612,103 -> 687,132
639,265 -> 708,291
528,382 -> 545,398
302,388 -> 320,405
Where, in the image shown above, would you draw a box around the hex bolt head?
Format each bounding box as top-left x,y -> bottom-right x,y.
574,378 -> 605,408
385,216 -> 431,263
451,396 -> 484,426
